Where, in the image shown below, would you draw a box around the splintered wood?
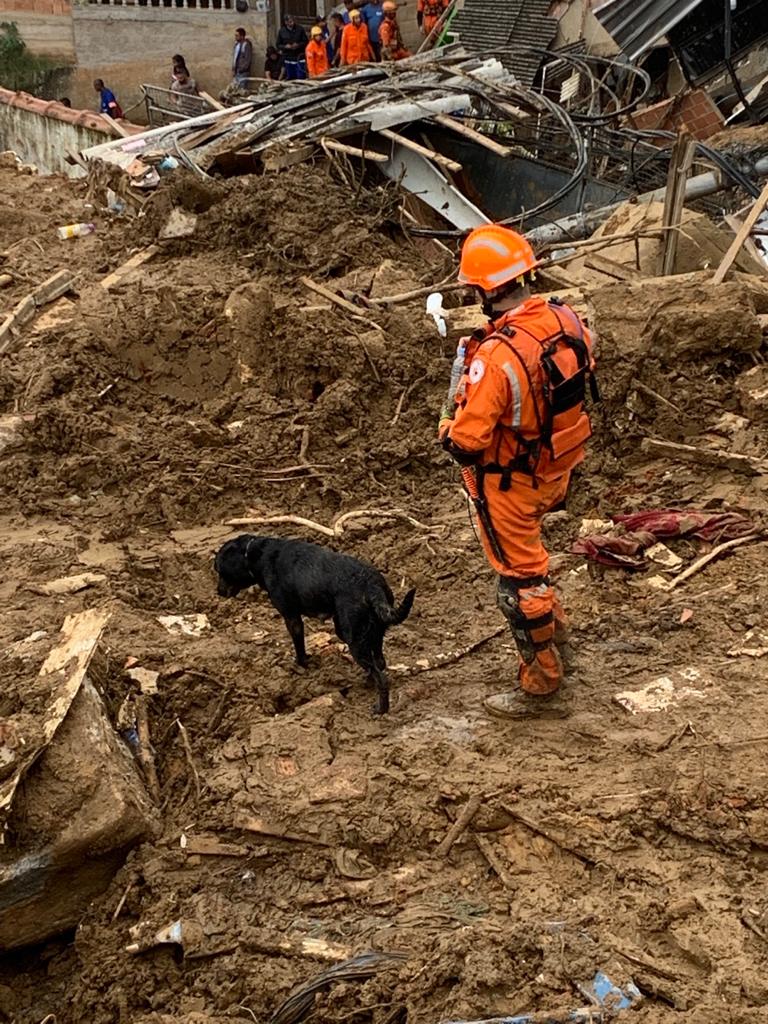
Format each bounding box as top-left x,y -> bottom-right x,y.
0,608 -> 110,821
80,50 -> 524,182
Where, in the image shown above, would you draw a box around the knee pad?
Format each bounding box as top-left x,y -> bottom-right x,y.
497,575 -> 554,662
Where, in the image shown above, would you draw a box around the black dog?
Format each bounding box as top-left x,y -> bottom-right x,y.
214,535 -> 415,715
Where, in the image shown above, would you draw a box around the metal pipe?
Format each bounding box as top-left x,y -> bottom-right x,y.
525,154 -> 768,248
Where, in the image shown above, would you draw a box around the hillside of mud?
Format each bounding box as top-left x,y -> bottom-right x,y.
1,161 -> 768,1024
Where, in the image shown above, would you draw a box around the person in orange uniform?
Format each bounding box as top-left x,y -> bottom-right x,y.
440,225 -> 597,718
306,24 -> 331,77
417,0 -> 448,37
380,1 -> 410,60
340,7 -> 373,65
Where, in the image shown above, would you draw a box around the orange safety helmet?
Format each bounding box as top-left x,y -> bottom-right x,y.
458,224 -> 539,292
382,0 -> 397,11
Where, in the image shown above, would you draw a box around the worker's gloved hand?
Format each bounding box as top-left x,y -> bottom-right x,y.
437,405 -> 453,442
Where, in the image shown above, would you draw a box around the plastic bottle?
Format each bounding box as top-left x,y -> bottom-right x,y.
57,222 -> 96,240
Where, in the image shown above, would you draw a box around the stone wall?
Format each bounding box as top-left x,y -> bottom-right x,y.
0,87 -> 119,174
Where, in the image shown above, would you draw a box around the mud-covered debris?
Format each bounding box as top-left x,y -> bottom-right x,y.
613,670 -> 710,713
0,677 -> 156,950
736,364 -> 768,422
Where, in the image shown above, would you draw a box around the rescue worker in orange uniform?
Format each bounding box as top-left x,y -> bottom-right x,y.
417,0 -> 448,37
340,7 -> 373,65
440,225 -> 597,718
380,1 -> 411,60
306,24 -> 331,77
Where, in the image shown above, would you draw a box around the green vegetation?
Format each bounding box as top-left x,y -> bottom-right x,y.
0,21 -> 69,96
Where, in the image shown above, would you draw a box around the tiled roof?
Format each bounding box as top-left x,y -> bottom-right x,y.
0,88 -> 141,134
452,0 -> 557,87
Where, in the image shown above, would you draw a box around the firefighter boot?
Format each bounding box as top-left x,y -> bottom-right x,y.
487,577 -> 568,719
552,597 -> 576,675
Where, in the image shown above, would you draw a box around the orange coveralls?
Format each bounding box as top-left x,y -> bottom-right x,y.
340,22 -> 373,65
305,39 -> 330,77
418,0 -> 448,35
447,296 -> 594,694
380,16 -> 410,60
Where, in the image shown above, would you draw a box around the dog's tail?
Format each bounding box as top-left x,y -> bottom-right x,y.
371,586 -> 416,627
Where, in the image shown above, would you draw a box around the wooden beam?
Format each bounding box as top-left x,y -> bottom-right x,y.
0,608 -> 111,816
100,114 -> 131,139
100,245 -> 160,291
585,253 -> 642,281
262,142 -> 316,171
725,213 -> 768,277
320,138 -> 389,163
199,90 -> 225,111
377,128 -> 462,174
179,108 -> 245,151
658,131 -> 696,276
641,437 -> 766,476
713,178 -> 768,284
300,276 -> 385,334
431,113 -> 512,159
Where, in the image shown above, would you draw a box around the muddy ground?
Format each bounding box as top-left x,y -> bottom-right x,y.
1,160 -> 768,1024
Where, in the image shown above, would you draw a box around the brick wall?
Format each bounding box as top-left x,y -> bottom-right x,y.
629,88 -> 725,141
0,0 -> 71,12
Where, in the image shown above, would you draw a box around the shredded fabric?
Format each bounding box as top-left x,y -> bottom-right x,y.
571,532 -> 654,569
612,509 -> 754,543
572,509 -> 755,569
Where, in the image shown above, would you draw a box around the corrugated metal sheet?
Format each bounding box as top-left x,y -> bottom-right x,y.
452,0 -> 556,87
593,0 -> 704,60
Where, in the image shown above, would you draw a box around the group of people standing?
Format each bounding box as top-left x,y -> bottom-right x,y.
265,0 -> 447,82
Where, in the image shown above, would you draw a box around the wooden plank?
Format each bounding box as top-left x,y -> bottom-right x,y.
179,108 -> 245,151
183,836 -> 250,857
713,179 -> 768,285
0,608 -> 111,818
65,149 -> 88,170
300,276 -> 385,333
199,90 -> 225,111
658,131 -> 696,276
641,437 -> 765,475
432,113 -> 512,159
584,253 -> 642,281
320,138 -> 389,163
378,128 -> 462,174
262,142 -> 316,172
100,113 -> 131,139
724,214 -> 768,277
100,245 -> 160,291
32,270 -> 75,306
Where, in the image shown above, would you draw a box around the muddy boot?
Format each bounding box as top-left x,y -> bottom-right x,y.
483,689 -> 569,720
485,646 -> 568,719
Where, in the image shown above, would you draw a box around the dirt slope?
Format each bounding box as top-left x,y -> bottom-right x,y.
1,163 -> 768,1024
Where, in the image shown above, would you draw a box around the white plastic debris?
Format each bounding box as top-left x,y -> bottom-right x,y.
426,292 -> 447,338
578,518 -> 614,538
646,542 -> 683,570
614,670 -> 708,714
728,628 -> 768,658
157,614 -> 210,637
126,667 -> 160,694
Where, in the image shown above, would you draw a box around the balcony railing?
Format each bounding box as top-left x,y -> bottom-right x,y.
87,0 -> 239,9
